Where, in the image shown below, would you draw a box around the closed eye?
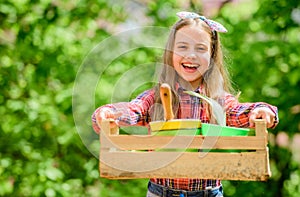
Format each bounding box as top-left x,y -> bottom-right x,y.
175,42 -> 189,51
196,47 -> 205,51
196,45 -> 208,52
178,45 -> 187,49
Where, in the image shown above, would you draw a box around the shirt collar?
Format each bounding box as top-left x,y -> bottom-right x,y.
175,82 -> 205,94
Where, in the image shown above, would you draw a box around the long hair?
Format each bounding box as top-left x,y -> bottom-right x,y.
152,17 -> 233,121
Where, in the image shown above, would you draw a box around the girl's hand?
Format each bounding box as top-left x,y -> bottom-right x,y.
249,107 -> 277,128
95,108 -> 122,130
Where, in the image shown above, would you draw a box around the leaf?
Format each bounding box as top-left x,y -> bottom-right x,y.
184,91 -> 226,126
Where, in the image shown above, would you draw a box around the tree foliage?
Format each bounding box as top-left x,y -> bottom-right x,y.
0,0 -> 299,196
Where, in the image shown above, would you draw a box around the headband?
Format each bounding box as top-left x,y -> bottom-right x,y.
176,11 -> 227,33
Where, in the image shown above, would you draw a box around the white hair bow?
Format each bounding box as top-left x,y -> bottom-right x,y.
176,11 -> 228,33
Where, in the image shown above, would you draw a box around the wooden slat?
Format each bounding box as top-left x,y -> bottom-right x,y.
100,151 -> 270,181
100,135 -> 266,150
255,119 -> 271,177
255,119 -> 267,139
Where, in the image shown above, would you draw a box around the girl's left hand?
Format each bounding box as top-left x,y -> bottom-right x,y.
249,107 -> 277,128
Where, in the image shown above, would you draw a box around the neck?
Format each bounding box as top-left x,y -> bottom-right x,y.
178,78 -> 203,91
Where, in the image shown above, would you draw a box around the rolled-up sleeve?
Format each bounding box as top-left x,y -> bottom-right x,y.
224,94 -> 279,128
91,89 -> 155,133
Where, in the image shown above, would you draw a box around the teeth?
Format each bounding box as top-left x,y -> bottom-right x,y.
183,64 -> 198,68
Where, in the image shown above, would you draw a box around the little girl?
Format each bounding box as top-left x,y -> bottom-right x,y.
92,11 -> 278,197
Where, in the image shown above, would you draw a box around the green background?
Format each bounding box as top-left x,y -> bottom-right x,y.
1,0 -> 300,196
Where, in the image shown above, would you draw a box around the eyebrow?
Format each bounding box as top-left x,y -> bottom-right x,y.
175,41 -> 209,47
175,41 -> 188,45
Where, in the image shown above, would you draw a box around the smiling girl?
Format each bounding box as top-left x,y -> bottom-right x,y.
92,11 -> 278,197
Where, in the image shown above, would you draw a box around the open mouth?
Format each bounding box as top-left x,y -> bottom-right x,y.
182,63 -> 199,71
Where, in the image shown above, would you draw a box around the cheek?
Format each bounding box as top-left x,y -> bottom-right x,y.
172,54 -> 182,66
199,53 -> 210,67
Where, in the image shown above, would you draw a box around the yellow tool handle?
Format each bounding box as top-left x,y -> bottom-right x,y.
160,83 -> 174,121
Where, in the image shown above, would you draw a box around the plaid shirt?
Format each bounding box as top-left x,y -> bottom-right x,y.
92,85 -> 278,191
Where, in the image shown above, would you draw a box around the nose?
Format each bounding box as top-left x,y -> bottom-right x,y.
185,52 -> 197,59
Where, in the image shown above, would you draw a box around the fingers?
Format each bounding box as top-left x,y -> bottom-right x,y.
249,111 -> 258,128
96,108 -> 122,129
249,107 -> 276,128
99,109 -> 114,119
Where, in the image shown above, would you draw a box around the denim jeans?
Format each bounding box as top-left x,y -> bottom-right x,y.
147,181 -> 223,197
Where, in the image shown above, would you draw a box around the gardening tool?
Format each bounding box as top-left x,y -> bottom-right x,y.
149,83 -> 201,133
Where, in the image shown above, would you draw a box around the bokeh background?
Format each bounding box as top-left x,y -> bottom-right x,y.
1,0 -> 300,196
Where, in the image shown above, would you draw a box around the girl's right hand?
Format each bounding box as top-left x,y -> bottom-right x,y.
95,108 -> 122,130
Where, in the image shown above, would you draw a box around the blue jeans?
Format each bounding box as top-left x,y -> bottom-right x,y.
147,181 -> 223,197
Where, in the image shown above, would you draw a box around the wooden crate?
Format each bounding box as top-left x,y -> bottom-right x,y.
99,119 -> 271,181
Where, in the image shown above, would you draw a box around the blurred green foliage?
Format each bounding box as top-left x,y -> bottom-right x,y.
0,0 -> 299,196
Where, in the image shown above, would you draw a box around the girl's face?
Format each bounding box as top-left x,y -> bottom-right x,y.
173,25 -> 211,89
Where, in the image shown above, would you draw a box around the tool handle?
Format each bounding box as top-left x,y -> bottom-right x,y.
160,83 -> 174,121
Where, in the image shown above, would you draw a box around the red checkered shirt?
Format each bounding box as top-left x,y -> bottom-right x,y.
92,85 -> 278,191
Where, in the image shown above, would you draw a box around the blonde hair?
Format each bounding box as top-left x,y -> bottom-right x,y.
152,17 -> 233,121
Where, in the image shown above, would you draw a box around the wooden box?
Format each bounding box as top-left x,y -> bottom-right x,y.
99,119 -> 271,181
